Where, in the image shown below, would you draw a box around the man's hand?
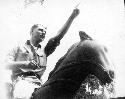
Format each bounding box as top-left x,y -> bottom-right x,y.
71,8 -> 80,18
28,60 -> 39,70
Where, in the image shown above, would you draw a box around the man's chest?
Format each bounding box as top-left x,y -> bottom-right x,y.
16,46 -> 47,66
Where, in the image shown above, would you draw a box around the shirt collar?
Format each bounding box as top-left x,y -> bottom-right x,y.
26,40 -> 41,49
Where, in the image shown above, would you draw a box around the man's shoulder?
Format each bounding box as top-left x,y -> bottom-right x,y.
10,40 -> 28,52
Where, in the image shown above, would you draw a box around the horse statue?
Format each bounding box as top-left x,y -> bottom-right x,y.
32,31 -> 115,99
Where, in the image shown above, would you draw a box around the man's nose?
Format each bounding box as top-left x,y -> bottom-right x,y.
40,34 -> 45,38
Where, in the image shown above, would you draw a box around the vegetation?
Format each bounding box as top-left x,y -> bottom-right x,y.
74,74 -> 115,99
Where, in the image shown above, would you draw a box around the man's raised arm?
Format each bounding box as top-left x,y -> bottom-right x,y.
55,8 -> 80,41
45,8 -> 80,57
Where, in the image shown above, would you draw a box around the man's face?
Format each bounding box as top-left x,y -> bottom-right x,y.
31,27 -> 46,44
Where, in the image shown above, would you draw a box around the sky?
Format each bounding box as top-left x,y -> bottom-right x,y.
0,0 -> 125,98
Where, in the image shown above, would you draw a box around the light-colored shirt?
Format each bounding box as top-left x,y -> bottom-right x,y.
6,37 -> 60,81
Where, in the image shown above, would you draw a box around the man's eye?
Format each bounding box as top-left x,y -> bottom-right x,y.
39,29 -> 43,32
38,29 -> 46,34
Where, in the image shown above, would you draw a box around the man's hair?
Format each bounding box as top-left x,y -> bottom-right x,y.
30,24 -> 47,35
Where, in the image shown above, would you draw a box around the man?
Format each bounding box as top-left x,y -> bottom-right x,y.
5,8 -> 80,99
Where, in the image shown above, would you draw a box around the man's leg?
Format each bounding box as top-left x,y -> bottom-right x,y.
13,76 -> 41,99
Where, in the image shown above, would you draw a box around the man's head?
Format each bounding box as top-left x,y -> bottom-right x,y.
30,24 -> 47,46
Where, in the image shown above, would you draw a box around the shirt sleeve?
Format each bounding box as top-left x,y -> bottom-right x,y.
5,46 -> 19,62
44,37 -> 60,57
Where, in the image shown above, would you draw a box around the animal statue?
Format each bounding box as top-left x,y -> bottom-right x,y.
32,31 -> 115,99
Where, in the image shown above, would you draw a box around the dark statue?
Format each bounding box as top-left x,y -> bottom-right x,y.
32,31 -> 115,99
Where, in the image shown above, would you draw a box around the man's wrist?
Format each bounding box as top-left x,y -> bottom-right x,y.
70,14 -> 76,19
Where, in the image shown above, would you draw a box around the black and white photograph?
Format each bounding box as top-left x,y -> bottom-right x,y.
0,0 -> 125,99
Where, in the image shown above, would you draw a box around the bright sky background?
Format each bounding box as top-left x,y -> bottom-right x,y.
0,0 -> 125,98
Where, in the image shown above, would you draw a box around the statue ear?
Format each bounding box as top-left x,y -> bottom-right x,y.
79,31 -> 92,41
79,31 -> 85,41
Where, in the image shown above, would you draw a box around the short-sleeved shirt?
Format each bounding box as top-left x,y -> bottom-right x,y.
6,37 -> 60,80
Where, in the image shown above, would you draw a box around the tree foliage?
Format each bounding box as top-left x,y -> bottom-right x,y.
74,74 -> 115,99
